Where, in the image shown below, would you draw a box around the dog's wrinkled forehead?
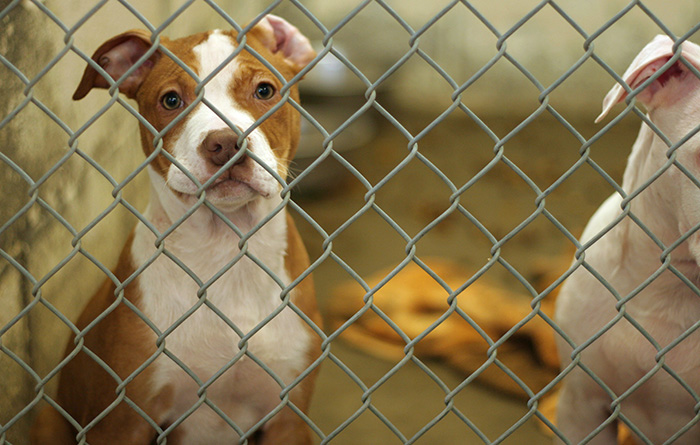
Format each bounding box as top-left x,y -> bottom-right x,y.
192,30 -> 238,82
187,31 -> 243,121
179,29 -> 278,129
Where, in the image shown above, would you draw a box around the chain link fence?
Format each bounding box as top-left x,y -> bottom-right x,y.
2,0 -> 700,443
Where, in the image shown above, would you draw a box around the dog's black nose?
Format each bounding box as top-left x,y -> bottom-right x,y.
199,128 -> 246,166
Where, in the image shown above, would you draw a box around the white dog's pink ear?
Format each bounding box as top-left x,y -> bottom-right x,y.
73,30 -> 159,100
253,14 -> 315,71
596,35 -> 700,122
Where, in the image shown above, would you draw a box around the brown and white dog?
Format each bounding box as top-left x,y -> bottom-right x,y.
32,15 -> 321,444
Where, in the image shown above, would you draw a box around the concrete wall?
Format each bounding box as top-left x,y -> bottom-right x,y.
2,0 -> 700,441
1,2 -> 145,441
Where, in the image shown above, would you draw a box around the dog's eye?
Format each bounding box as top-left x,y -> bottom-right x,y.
254,83 -> 275,100
161,92 -> 182,110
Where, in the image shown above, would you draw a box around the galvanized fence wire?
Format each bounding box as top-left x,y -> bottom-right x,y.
2,0 -> 700,443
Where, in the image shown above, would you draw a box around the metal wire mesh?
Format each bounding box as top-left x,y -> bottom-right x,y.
2,0 -> 700,443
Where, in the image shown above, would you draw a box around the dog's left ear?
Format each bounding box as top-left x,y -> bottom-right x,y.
73,30 -> 160,100
251,14 -> 315,71
597,35 -> 700,122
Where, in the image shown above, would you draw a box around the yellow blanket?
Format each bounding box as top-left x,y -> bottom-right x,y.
327,257 -> 635,444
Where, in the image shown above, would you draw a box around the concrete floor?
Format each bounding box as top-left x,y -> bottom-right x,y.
294,106 -> 638,443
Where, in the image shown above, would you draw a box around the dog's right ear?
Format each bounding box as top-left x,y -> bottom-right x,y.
596,35 -> 700,122
73,30 -> 159,101
251,15 -> 316,73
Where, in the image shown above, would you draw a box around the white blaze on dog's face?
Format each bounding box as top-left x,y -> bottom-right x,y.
597,35 -> 700,256
73,15 -> 315,211
165,30 -> 281,208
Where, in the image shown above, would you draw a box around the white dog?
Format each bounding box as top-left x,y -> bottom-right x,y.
555,35 -> 700,444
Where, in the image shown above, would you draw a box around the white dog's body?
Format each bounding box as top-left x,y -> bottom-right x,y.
556,35 -> 700,443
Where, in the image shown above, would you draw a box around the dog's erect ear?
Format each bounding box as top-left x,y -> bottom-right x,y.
73,30 -> 159,101
597,35 -> 700,122
251,14 -> 315,71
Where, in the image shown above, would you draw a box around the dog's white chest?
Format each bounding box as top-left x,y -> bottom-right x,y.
131,211 -> 310,442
